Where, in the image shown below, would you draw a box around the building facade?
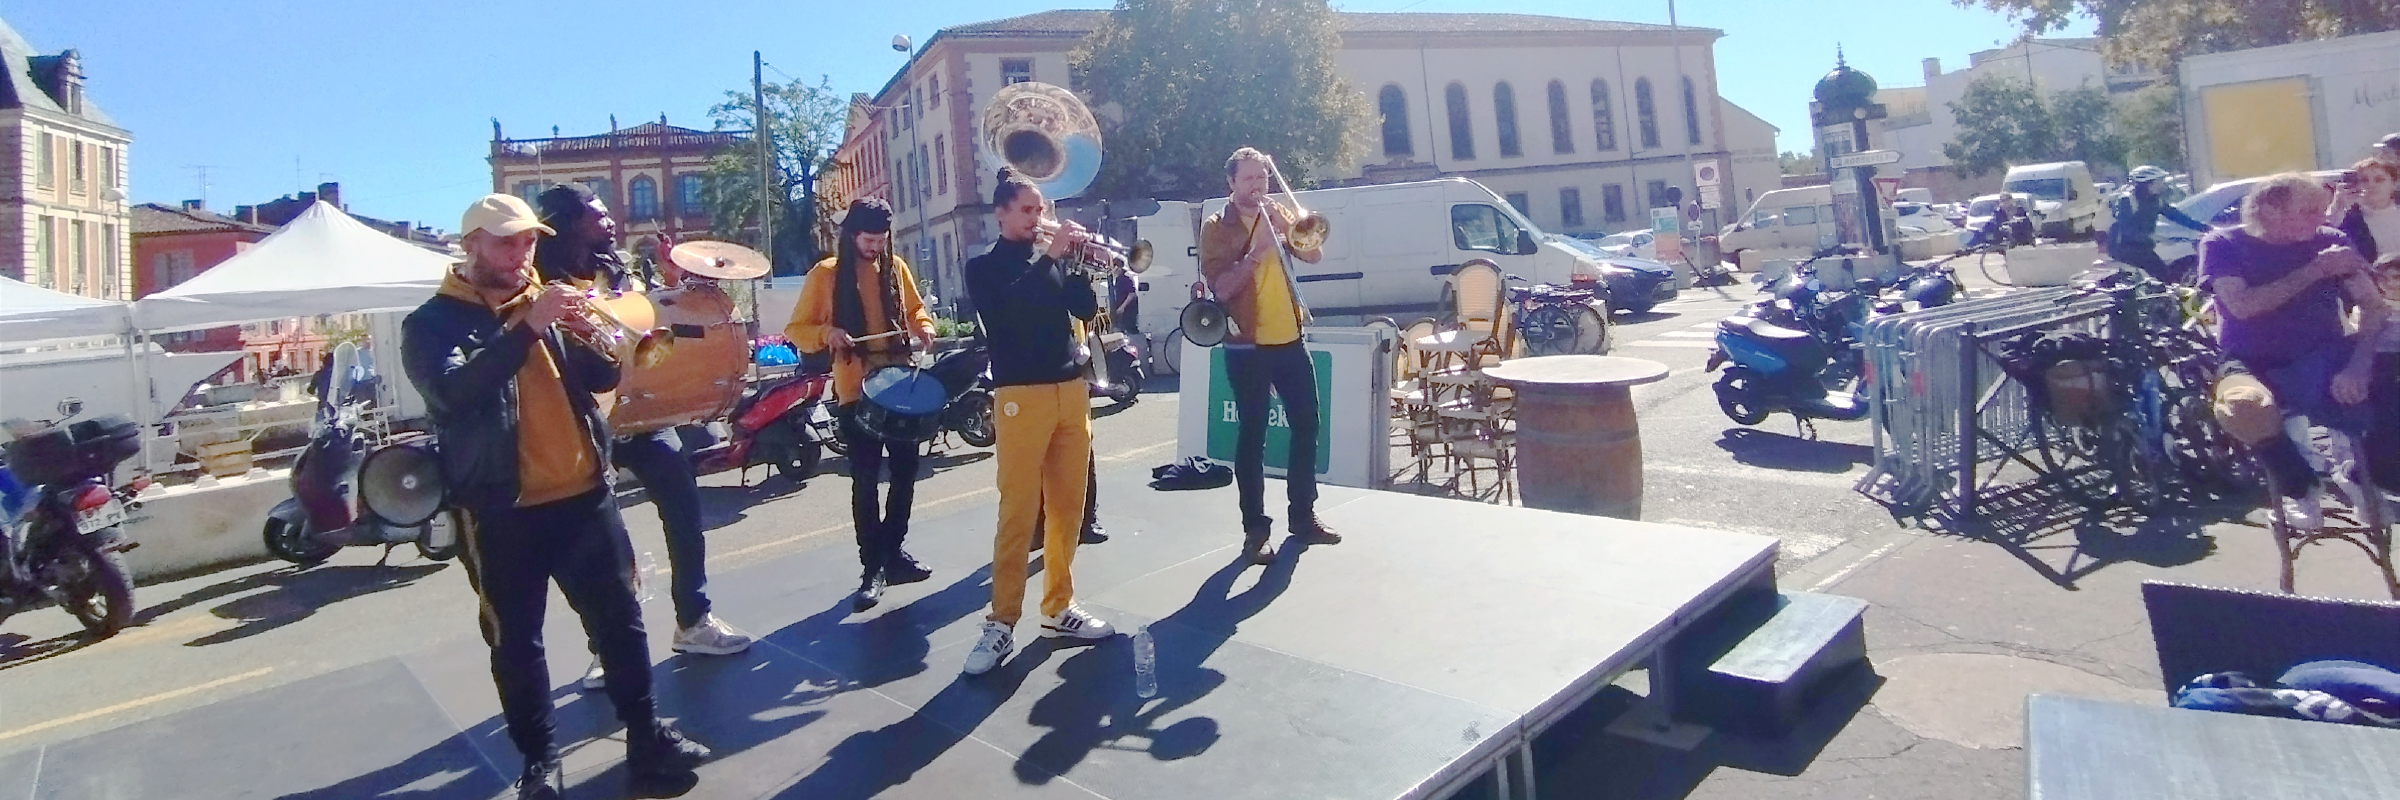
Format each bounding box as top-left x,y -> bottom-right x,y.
834,10 -> 1769,306
1,18 -> 132,300
1865,39 -> 2167,200
487,117 -> 747,257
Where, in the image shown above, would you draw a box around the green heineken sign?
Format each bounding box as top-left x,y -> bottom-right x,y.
1204,349 -> 1333,474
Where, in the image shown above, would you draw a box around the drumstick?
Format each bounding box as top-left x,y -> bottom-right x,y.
850,330 -> 905,343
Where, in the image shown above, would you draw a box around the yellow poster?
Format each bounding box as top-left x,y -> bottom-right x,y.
2202,78 -> 2318,181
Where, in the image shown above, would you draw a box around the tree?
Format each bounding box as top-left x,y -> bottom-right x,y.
1944,75 -> 2057,177
1071,0 -> 1370,200
2114,84 -> 2186,172
701,76 -> 846,273
1779,147 -> 1822,175
1956,0 -> 2400,70
2050,84 -> 2124,170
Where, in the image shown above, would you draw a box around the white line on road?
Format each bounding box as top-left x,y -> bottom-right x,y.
0,667 -> 274,743
1621,340 -> 1718,349
1809,540 -> 1904,591
1645,462 -> 1862,490
1658,331 -> 1715,338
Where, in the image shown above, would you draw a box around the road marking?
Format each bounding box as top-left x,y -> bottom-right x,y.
0,667 -> 273,743
1097,440 -> 1177,463
1658,331 -> 1714,338
1686,322 -> 1721,330
1646,462 -> 1862,490
1809,540 -> 1904,591
1620,340 -> 1718,349
100,613 -> 225,650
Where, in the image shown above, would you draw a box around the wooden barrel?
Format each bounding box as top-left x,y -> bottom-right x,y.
1483,355 -> 1670,520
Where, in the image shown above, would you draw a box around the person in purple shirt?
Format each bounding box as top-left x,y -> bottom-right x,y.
2201,173 -> 2385,529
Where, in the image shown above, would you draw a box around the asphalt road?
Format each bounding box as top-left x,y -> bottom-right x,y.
0,282 -> 1913,768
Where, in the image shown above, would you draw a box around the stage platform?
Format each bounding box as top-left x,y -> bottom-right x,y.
3,469 -> 1778,800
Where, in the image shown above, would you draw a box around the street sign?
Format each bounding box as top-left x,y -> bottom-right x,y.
1827,149 -> 1903,169
1874,177 -> 1902,204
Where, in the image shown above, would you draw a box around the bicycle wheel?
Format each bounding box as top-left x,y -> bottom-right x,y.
1518,305 -> 1578,356
1570,304 -> 1610,354
1980,250 -> 2016,287
2032,410 -> 2115,510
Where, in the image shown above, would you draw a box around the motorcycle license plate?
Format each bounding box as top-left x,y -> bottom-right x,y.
75,499 -> 127,534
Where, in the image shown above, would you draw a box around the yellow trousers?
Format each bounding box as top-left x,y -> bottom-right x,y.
989,379 -> 1091,625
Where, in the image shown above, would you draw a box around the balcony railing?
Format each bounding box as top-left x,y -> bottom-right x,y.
493,130 -> 750,159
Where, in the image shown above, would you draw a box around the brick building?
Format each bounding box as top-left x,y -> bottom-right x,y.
488,117 -> 747,257
1,16 -> 132,299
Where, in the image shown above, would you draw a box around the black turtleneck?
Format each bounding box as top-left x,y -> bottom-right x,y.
966,237 -> 1097,387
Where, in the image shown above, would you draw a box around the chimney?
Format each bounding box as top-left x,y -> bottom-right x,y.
238,206 -> 260,224
298,191 -> 317,207
181,199 -> 205,211
316,182 -> 340,208
1923,58 -> 1942,82
610,114 -> 619,132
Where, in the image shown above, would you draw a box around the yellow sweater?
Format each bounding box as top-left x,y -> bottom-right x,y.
783,255 -> 935,405
438,272 -> 600,507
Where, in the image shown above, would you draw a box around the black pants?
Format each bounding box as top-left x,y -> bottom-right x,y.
461,488 -> 655,762
1226,342 -> 1320,530
839,404 -> 921,579
2109,238 -> 2177,284
613,428 -> 710,629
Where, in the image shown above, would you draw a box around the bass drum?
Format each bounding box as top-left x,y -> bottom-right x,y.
610,285 -> 746,435
856,366 -> 949,443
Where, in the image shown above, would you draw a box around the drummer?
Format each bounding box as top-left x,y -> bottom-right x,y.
533,186 -> 754,694
786,198 -> 938,612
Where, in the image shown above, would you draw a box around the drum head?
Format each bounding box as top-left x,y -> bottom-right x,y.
1181,300 -> 1229,347
360,442 -> 446,527
863,367 -> 948,416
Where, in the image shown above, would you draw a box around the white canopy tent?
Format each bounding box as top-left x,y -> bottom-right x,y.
133,201 -> 456,334
0,274 -> 131,343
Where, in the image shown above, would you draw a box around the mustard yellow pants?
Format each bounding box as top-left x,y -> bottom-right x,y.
989,379 -> 1091,625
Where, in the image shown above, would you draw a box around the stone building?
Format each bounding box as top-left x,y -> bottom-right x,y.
1,17 -> 132,299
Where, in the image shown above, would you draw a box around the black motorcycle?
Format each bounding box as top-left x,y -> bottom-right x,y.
0,400 -> 144,639
929,341 -> 997,448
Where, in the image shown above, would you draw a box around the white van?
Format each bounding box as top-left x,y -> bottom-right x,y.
1716,185 -> 1839,263
1120,178 -> 1621,350
2002,161 -> 2109,239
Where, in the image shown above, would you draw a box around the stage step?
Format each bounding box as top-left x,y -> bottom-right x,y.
1672,591 -> 1870,738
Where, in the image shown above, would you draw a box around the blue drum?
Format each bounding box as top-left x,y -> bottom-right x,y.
857,366 -> 949,442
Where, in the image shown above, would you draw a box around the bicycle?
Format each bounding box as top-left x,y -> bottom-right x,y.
1503,275 -> 1610,356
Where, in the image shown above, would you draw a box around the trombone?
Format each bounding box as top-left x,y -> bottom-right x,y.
1260,155 -> 1331,253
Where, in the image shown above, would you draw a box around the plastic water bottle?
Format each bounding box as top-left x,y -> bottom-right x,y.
1133,625 -> 1159,699
634,550 -> 661,605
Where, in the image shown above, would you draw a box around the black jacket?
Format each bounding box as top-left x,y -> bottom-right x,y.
2338,205 -> 2385,264
965,238 -> 1097,388
401,293 -> 619,510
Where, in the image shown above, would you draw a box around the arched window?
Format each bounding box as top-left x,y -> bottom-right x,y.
1493,82 -> 1522,158
1635,78 -> 1660,149
1378,85 -> 1413,157
1683,76 -> 1704,146
627,176 -> 658,221
1445,82 -> 1475,160
1590,80 -> 1617,151
1547,80 -> 1574,155
676,175 -> 703,215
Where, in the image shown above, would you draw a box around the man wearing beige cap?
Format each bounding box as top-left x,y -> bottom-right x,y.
402,194 -> 710,799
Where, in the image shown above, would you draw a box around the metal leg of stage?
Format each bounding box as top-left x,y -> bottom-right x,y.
1601,647 -> 1714,751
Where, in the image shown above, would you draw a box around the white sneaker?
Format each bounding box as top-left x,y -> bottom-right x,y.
1040,604 -> 1116,640
2283,490 -> 2325,531
580,657 -> 606,691
962,620 -> 1015,676
672,614 -> 755,656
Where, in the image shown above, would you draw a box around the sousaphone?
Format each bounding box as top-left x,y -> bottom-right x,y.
978,81 -> 1103,200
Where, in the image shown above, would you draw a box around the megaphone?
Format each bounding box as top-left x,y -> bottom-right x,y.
1180,299 -> 1231,348
359,442 -> 447,527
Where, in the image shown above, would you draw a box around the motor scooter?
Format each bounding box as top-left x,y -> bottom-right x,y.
701,367 -> 840,485
263,343 -> 464,567
1084,326 -> 1145,406
0,399 -> 145,638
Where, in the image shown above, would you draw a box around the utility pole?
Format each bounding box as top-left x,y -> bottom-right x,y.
1669,0 -> 1697,228
755,51 -> 775,268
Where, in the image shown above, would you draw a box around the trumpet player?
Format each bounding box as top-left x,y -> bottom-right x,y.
401,194 -> 709,800
787,198 -> 938,612
530,186 -> 753,700
1199,147 -> 1339,566
960,168 -> 1118,676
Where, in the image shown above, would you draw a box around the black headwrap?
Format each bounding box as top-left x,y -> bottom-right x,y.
533,183 -> 626,288
834,198 -> 903,344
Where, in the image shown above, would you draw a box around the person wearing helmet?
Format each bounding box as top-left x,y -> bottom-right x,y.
2109,166 -> 2208,283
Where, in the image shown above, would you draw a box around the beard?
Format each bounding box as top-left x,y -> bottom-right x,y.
466,257 -> 526,290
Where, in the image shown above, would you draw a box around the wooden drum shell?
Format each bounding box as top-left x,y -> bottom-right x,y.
608,286 -> 746,436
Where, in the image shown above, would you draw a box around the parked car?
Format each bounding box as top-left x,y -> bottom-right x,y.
1963,192 -> 2038,243
2002,161 -> 2110,239
2149,170 -> 2345,279
1579,229 -> 1660,261
1717,185 -> 1839,265
1549,236 -> 1678,314
1892,202 -> 1957,235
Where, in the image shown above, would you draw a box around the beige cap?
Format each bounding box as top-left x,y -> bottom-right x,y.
459,194 -> 555,239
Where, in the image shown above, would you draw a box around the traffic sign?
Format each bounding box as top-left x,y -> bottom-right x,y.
1828,149 -> 1902,169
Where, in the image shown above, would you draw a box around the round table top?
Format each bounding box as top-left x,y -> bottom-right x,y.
1481,355 -> 1669,388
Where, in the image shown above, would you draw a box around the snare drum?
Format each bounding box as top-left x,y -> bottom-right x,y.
855,366 -> 949,443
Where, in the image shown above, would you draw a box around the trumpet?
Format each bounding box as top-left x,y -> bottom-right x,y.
506,284 -> 678,369
1036,216 -> 1154,277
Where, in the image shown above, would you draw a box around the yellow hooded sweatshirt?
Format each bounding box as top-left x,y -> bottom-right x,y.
438,270 -> 600,507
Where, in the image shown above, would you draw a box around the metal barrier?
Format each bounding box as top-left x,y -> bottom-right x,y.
1855,285 -> 2164,519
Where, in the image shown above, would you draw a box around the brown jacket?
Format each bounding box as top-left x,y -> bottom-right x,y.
1198,199 -> 1321,346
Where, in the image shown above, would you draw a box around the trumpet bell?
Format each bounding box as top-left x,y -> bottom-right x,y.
631,329 -> 676,369
1287,213 -> 1331,252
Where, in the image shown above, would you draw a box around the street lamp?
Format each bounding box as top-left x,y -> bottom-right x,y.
889,33 -> 939,307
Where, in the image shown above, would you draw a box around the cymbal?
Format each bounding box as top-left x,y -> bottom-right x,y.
670,241 -> 771,280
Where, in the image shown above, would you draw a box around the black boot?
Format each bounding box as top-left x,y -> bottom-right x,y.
516,757 -> 564,800
884,549 -> 933,585
852,569 -> 886,612
627,720 -> 710,796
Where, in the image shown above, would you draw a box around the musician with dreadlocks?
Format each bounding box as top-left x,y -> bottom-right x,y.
786,198 -> 937,612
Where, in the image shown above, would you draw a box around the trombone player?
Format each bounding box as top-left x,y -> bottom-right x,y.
1199,147 -> 1340,566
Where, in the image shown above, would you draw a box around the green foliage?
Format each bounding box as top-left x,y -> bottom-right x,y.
701,76 -> 847,271
1779,148 -> 1823,175
933,316 -> 977,339
1944,75 -> 2059,177
1071,0 -> 1370,200
2050,85 -> 2124,170
2114,84 -> 2186,173
1956,0 -> 2400,70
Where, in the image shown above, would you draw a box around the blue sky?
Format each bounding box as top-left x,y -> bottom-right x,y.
10,0 -> 2089,230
